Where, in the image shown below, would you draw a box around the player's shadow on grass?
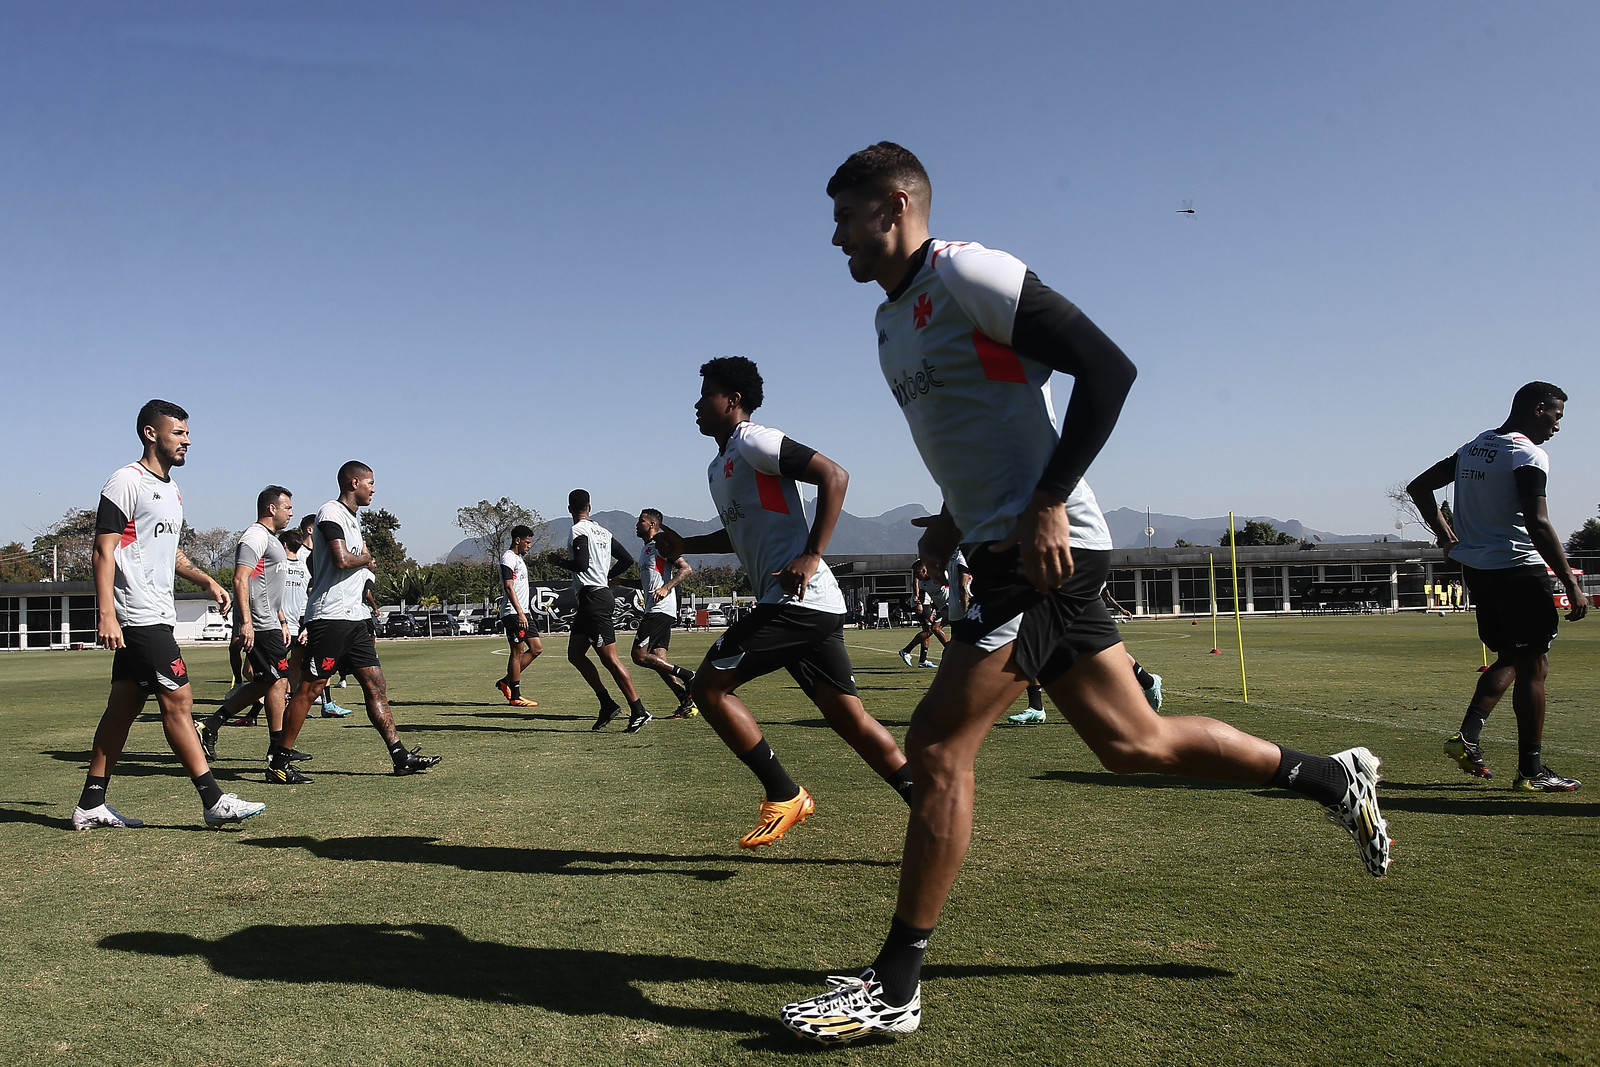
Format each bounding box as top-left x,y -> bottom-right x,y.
1033,769 -> 1282,795
1371,780 -> 1600,818
241,834 -> 899,880
36,750 -> 271,785
100,922 -> 1230,1037
442,709 -> 592,724
776,717 -> 915,730
0,803 -> 70,830
392,721 -> 580,736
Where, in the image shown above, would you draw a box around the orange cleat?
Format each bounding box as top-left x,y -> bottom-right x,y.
495,680 -> 514,702
739,786 -> 815,849
508,697 -> 539,708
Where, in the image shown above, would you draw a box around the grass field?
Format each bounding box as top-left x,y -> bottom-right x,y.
3,615 -> 1598,1066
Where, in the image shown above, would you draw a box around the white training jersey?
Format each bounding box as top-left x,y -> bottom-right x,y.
499,549 -> 530,617
233,522 -> 287,631
282,548 -> 309,635
706,421 -> 845,613
640,539 -> 679,617
95,462 -> 184,627
917,573 -> 949,612
307,500 -> 370,622
875,239 -> 1112,550
1450,428 -> 1550,570
568,518 -> 614,590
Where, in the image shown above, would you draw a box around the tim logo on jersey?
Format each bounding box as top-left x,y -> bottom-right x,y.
889,358 -> 945,409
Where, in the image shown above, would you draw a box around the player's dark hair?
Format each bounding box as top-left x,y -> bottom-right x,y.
298,514 -> 316,534
281,527 -> 305,550
510,524 -> 534,541
256,485 -> 291,517
568,488 -> 590,515
639,508 -> 663,525
826,142 -> 931,210
1510,381 -> 1567,417
337,460 -> 372,490
700,356 -> 764,413
135,399 -> 189,442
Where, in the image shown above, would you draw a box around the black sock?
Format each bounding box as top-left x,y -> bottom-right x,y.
883,764 -> 914,806
900,640 -> 917,655
871,916 -> 933,1006
598,692 -> 619,711
1518,746 -> 1543,779
737,739 -> 799,802
79,775 -> 109,810
1132,662 -> 1155,689
1459,705 -> 1492,745
388,739 -> 409,763
203,711 -> 225,732
672,665 -> 694,683
1269,746 -> 1347,807
192,772 -> 224,809
509,680 -> 522,698
1027,684 -> 1044,712
268,729 -> 284,752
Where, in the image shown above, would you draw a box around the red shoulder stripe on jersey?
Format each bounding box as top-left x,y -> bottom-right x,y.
972,328 -> 1028,384
755,471 -> 790,514
119,520 -> 137,549
251,559 -> 266,579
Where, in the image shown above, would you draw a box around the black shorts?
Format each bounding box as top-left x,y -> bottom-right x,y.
245,627 -> 291,682
573,587 -> 616,647
501,616 -> 537,646
702,603 -> 857,700
1463,564 -> 1559,656
951,546 -> 1121,687
633,612 -> 675,651
305,618 -> 382,679
111,624 -> 190,692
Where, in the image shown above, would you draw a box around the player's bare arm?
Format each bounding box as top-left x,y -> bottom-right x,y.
1407,457 -> 1460,553
176,548 -> 231,615
774,452 -> 847,600
654,556 -> 693,602
911,506 -> 962,573
677,528 -> 735,555
324,538 -> 375,573
1523,494 -> 1589,621
93,530 -> 124,650
231,561 -> 255,651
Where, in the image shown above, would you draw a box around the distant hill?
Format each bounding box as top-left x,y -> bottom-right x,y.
445,503 -> 1391,562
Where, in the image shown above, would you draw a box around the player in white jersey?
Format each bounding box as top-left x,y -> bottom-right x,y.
631,509 -> 698,718
666,357 -> 911,850
276,461 -> 441,778
1408,381 -> 1588,791
198,487 -> 303,765
554,489 -> 652,732
897,559 -> 949,667
495,524 -> 542,708
73,399 -> 265,830
282,515 -> 353,718
780,144 -> 1390,1042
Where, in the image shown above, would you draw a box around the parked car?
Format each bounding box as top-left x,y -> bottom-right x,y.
384,613 -> 417,638
423,612 -> 461,636
703,608 -> 728,628
199,619 -> 231,641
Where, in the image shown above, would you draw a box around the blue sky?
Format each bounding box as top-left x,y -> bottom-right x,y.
4,1 -> 1596,561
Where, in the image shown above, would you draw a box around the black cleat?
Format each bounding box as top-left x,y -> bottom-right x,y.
284,747 -> 313,763
393,747 -> 442,775
624,708 -> 653,733
265,763 -> 314,785
592,704 -> 623,731
198,720 -> 218,762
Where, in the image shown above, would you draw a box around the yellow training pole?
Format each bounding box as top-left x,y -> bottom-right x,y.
1229,512 -> 1248,702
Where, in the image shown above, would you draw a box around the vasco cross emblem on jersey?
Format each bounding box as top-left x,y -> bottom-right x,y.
170,658 -> 187,678
321,656 -> 337,672
912,292 -> 933,329
724,458 -> 736,479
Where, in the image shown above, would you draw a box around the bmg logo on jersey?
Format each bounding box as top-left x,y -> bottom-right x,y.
1466,443 -> 1499,463
889,358 -> 945,409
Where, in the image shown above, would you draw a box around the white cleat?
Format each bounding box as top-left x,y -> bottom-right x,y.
203,793 -> 266,827
1326,747 -> 1391,877
72,803 -> 144,830
780,968 -> 921,1043
898,651 -> 915,667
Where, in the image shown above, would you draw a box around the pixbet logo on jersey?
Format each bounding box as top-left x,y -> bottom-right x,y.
889,358 -> 945,409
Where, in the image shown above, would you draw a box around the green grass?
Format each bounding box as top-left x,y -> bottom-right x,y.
2,615 -> 1598,1066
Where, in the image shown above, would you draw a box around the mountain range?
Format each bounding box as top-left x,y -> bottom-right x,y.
445,505 -> 1391,564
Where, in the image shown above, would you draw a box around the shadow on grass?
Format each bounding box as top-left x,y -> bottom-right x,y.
36,750 -> 274,784
1370,780 -> 1600,817
393,721 -> 581,736
240,835 -> 899,879
1032,769 -> 1282,796
100,922 -> 1230,1036
444,710 -> 591,723
772,717 -> 914,730
0,804 -> 71,830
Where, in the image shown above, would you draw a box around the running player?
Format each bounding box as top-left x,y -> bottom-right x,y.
897,559 -> 948,667
289,513 -> 353,717
495,524 -> 542,708
780,143 -> 1390,1041
198,487 -> 301,764
1407,381 -> 1589,789
72,400 -> 266,830
554,490 -> 652,732
275,461 -> 441,779
1009,588 -> 1160,724
670,356 -> 912,849
632,508 -> 698,719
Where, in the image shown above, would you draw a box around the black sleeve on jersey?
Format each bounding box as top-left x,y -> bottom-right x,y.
318,520 -> 347,548
557,536 -> 589,574
499,564 -> 516,581
778,437 -> 819,480
95,496 -> 129,536
607,539 -> 635,581
1010,271 -> 1137,501
1514,465 -> 1548,498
